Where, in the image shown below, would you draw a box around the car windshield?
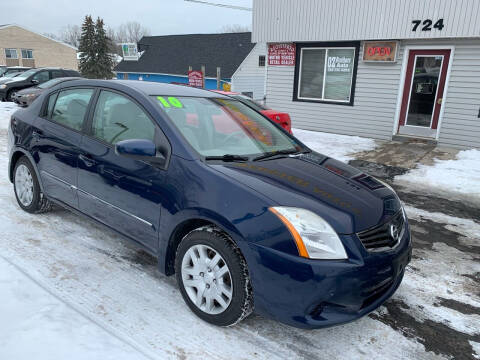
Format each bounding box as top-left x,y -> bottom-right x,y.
12,69 -> 37,80
0,68 -> 6,76
233,95 -> 269,112
152,96 -> 302,158
3,72 -> 23,78
38,78 -> 66,89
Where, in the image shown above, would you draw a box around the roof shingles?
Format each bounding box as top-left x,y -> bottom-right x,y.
114,32 -> 255,78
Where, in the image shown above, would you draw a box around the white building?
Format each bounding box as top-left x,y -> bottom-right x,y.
253,0 -> 480,149
231,43 -> 267,101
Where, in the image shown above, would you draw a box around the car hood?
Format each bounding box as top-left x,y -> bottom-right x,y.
0,78 -> 22,85
210,152 -> 402,234
16,87 -> 41,96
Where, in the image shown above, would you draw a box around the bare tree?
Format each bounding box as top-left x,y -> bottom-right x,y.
218,24 -> 251,33
116,22 -> 151,44
43,32 -> 60,40
60,25 -> 81,48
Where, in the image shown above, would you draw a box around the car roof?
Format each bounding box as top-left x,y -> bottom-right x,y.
7,66 -> 30,69
58,79 -> 231,98
211,90 -> 240,96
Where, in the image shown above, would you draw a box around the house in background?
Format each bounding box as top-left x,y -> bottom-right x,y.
114,32 -> 266,97
0,24 -> 78,70
231,43 -> 267,101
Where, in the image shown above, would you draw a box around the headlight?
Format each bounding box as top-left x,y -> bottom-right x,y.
269,207 -> 348,260
0,85 -> 6,89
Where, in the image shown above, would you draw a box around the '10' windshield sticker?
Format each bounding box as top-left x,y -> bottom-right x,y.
157,96 -> 183,108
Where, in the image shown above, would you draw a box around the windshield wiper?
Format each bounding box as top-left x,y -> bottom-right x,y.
253,149 -> 309,161
205,154 -> 249,162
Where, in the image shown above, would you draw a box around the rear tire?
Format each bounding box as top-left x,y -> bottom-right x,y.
175,226 -> 253,326
13,156 -> 52,214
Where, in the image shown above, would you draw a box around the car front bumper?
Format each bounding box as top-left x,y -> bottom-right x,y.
243,225 -> 412,329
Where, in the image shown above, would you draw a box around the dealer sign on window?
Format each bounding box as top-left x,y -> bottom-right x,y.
363,41 -> 398,62
268,43 -> 296,66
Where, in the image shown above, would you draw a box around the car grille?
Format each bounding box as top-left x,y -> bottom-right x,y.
361,277 -> 394,309
357,210 -> 405,251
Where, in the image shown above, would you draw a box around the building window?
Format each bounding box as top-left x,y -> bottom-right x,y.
5,48 -> 18,59
21,49 -> 34,59
259,55 -> 266,67
121,44 -> 138,60
293,42 -> 359,105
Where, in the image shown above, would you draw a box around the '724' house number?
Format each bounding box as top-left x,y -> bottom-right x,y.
412,19 -> 444,31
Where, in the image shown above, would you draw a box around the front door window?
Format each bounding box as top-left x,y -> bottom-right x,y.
405,56 -> 443,127
32,70 -> 50,84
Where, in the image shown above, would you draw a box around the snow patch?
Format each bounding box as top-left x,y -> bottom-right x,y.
0,256 -> 149,360
395,149 -> 480,205
397,206 -> 480,336
0,102 -> 18,130
292,128 -> 377,162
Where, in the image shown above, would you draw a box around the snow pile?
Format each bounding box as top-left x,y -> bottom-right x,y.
0,257 -> 148,360
293,128 -> 377,162
395,149 -> 480,204
0,102 -> 18,130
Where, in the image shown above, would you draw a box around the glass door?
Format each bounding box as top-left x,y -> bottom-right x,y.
397,49 -> 451,138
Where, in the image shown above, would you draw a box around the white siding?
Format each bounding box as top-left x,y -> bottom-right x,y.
231,43 -> 267,101
253,0 -> 480,43
265,39 -> 480,149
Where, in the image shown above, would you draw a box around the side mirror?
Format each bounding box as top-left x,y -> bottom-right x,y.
115,139 -> 166,164
31,79 -> 39,84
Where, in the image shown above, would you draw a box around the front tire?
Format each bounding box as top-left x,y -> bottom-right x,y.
13,156 -> 52,213
6,89 -> 15,102
175,226 -> 253,326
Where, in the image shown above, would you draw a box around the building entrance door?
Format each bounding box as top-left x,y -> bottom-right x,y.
397,49 -> 451,138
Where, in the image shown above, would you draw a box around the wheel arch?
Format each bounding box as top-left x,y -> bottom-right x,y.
9,149 -> 44,192
162,212 -> 245,276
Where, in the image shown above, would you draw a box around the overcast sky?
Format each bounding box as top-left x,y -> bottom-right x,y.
1,0 -> 253,36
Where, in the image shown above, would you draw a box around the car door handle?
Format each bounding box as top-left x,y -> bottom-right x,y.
104,169 -> 124,181
78,154 -> 96,167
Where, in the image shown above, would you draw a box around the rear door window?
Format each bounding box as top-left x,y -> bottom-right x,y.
51,70 -> 64,79
50,88 -> 94,131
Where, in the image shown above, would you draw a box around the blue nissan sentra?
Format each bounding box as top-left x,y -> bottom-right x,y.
7,80 -> 411,328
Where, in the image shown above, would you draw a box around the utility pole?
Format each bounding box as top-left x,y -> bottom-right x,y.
216,67 -> 221,90
201,65 -> 206,88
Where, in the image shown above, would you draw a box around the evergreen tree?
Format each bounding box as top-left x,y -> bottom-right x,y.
78,15 -> 97,78
94,17 -> 114,79
78,15 -> 114,79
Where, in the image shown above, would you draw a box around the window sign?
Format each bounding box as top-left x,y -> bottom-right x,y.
363,41 -> 398,62
325,49 -> 354,101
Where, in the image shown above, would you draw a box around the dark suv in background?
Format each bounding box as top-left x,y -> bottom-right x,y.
0,66 -> 31,77
0,67 -> 80,101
